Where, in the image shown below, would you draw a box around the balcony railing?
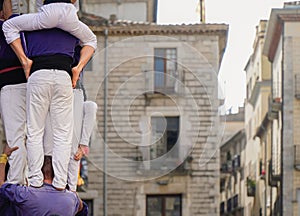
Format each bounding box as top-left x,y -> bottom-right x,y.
246,177 -> 256,197
294,145 -> 300,170
268,160 -> 279,187
144,70 -> 183,95
272,81 -> 281,99
135,156 -> 193,176
220,202 -> 225,214
233,194 -> 239,209
268,96 -> 282,120
295,74 -> 300,98
232,155 -> 241,170
227,198 -> 232,212
220,161 -> 233,173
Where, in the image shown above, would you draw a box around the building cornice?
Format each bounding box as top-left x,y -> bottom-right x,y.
263,9 -> 300,61
80,13 -> 228,36
248,80 -> 271,107
80,12 -> 229,65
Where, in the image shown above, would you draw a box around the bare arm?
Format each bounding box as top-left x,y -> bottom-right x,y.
9,38 -> 32,79
3,0 -> 32,78
71,45 -> 94,88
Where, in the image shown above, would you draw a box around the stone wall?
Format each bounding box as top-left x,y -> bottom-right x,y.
81,32 -> 223,215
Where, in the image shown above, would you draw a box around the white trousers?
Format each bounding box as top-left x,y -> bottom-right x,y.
26,69 -> 73,188
3,3 -> 97,50
44,89 -> 97,191
0,83 -> 27,185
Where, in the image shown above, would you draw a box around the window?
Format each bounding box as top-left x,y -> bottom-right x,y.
146,195 -> 182,216
82,199 -> 93,216
220,202 -> 225,214
154,48 -> 177,92
150,116 -> 179,160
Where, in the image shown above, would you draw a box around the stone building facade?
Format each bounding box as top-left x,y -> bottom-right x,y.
79,16 -> 228,215
263,2 -> 300,215
244,20 -> 273,216
219,108 -> 246,216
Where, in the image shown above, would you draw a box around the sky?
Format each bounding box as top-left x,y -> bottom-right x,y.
157,0 -> 286,113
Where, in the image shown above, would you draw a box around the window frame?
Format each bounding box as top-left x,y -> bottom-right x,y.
150,116 -> 180,160
146,194 -> 182,216
153,48 -> 177,92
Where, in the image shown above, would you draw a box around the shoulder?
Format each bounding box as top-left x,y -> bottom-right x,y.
0,183 -> 29,203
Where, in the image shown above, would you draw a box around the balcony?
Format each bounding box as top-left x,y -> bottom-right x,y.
259,160 -> 266,180
220,161 -> 233,174
220,178 -> 226,193
295,74 -> 300,98
220,202 -> 225,215
294,145 -> 300,170
144,70 -> 183,97
268,160 -> 278,187
267,96 -> 282,120
227,198 -> 232,212
136,156 -> 193,176
233,194 -> 239,210
246,177 -> 256,197
232,155 -> 241,171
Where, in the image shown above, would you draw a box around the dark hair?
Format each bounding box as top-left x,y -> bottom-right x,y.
0,0 -> 3,11
42,156 -> 54,180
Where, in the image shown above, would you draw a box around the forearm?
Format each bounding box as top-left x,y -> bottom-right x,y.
79,101 -> 97,146
77,46 -> 94,72
71,45 -> 94,88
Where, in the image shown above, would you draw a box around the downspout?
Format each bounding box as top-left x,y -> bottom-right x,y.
280,22 -> 284,216
264,132 -> 267,216
103,28 -> 108,216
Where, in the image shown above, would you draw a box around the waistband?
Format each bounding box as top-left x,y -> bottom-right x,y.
30,55 -> 73,77
44,0 -> 71,5
0,66 -> 23,74
1,83 -> 27,91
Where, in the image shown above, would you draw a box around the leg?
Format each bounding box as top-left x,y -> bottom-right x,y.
67,89 -> 84,191
43,113 -> 53,156
0,84 -> 27,184
26,70 -> 52,187
50,70 -> 73,190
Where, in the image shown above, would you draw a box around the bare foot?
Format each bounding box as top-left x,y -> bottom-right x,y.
71,66 -> 81,88
22,58 -> 33,79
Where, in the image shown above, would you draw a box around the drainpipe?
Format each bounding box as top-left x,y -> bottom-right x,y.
103,28 -> 108,216
279,24 -> 284,216
264,133 -> 267,216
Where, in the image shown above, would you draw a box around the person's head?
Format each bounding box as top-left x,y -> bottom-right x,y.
42,156 -> 54,181
0,0 -> 4,19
